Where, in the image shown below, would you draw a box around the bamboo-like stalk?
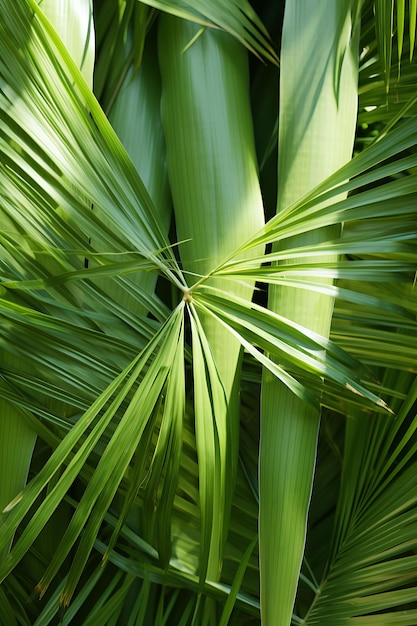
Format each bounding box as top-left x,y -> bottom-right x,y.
259,2 -> 359,624
158,13 -> 265,589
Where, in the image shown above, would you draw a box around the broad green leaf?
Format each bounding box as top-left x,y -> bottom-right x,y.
259,2 -> 359,624
158,14 -> 264,283
158,13 -> 265,589
98,19 -> 172,319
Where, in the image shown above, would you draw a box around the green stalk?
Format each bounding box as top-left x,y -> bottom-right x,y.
158,13 -> 264,589
259,2 -> 359,624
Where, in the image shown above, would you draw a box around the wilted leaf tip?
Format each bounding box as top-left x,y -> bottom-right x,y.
345,383 -> 394,414
2,492 -> 23,513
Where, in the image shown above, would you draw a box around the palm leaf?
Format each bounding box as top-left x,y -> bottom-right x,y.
140,0 -> 278,64
1,0 -> 179,282
0,305 -> 184,604
2,1 -> 417,623
304,376 -> 417,624
0,0 -> 96,561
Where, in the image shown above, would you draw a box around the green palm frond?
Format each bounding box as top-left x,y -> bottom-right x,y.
1,0 -> 179,282
373,0 -> 417,89
37,0 -> 95,87
303,376 -> 417,624
0,304 -> 185,605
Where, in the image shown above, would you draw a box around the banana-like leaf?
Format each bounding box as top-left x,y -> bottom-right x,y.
94,16 -> 172,320
158,13 -> 265,590
259,2 -> 359,624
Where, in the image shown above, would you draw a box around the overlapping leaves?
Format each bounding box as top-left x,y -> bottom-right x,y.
1,0 -> 417,623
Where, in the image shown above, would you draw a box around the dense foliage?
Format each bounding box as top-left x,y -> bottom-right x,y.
1,1 -> 417,624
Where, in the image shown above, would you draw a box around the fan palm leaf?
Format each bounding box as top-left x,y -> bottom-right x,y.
0,0 -> 96,564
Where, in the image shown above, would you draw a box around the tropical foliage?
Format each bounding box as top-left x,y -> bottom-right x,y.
0,0 -> 417,624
